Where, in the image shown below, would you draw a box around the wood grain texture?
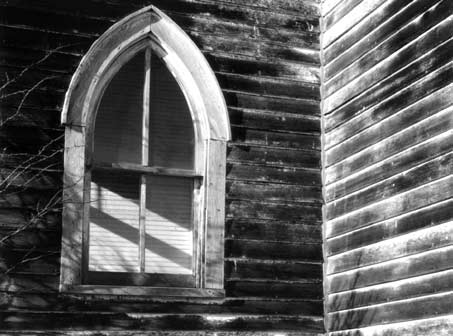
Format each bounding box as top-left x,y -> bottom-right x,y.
0,0 -> 323,333
324,0 -> 453,104
326,198 -> 453,256
323,0 -> 453,332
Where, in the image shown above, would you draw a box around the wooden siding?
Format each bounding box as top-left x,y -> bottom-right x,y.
0,0 -> 323,334
322,0 -> 453,335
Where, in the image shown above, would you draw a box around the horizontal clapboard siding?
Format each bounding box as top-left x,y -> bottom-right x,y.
322,0 -> 453,334
0,0 -> 323,334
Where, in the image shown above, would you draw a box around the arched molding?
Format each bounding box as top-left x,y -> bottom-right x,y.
61,5 -> 230,142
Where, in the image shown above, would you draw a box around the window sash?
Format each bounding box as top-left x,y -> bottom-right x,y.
86,164 -> 200,286
85,45 -> 201,286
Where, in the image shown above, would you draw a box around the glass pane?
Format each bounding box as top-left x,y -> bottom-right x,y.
144,176 -> 193,274
149,56 -> 195,169
89,172 -> 140,272
93,52 -> 145,164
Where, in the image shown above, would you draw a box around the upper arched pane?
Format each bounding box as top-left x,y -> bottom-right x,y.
149,54 -> 194,170
93,48 -> 195,170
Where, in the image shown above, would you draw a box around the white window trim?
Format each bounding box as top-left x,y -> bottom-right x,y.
59,6 -> 230,297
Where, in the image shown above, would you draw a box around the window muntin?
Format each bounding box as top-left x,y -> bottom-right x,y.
86,47 -> 200,287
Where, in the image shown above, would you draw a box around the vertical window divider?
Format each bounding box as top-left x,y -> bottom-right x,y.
139,47 -> 151,273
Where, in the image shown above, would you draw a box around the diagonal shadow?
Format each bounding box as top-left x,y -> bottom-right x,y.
90,206 -> 191,269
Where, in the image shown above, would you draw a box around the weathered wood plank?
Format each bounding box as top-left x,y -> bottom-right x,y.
0,47 -> 80,74
227,145 -> 320,169
0,25 -> 93,56
324,0 -> 413,62
224,91 -> 320,116
217,0 -> 320,17
0,152 -> 62,172
0,105 -> 61,129
324,0 -> 442,77
190,33 -> 320,65
0,0 -> 320,35
227,181 -> 322,203
0,292 -> 323,315
231,127 -> 320,150
328,314 -> 453,336
327,244 -> 453,293
328,291 -> 453,331
324,0 -> 453,107
226,240 -> 322,262
227,200 -> 321,223
326,175 -> 453,238
325,42 -> 453,156
0,331 -> 326,336
326,198 -> 453,256
0,188 -> 60,210
322,0 -> 346,17
0,273 -> 59,293
0,3 -> 320,49
228,108 -> 320,133
326,130 -> 453,202
322,0 -> 386,48
226,280 -> 322,299
1,84 -> 66,112
225,259 -> 322,281
0,208 -> 60,230
171,13 -> 320,48
323,0 -> 363,31
0,249 -> 60,275
0,6 -> 111,38
325,61 -> 453,145
217,74 -> 320,101
227,163 -> 321,185
327,220 -> 453,274
328,268 -> 453,313
226,220 -> 321,243
0,311 -> 324,331
326,151 -> 453,220
0,167 -> 61,191
0,125 -> 63,151
207,54 -> 320,83
325,105 -> 453,186
0,228 -> 61,250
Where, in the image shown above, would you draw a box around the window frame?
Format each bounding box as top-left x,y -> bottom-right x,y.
59,6 -> 230,297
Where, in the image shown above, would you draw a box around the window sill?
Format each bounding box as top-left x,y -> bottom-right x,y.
60,284 -> 225,298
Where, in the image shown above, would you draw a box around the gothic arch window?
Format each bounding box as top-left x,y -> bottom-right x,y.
59,6 -> 230,297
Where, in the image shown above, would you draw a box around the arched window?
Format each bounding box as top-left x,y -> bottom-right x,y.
60,6 -> 230,297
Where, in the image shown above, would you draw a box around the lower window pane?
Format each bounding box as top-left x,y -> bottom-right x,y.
145,176 -> 194,275
88,172 -> 140,272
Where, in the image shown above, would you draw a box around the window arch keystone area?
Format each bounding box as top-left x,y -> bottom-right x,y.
60,6 -> 230,297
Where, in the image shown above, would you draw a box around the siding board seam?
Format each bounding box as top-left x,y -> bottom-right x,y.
326,223 -> 453,275
326,197 -> 453,250
323,33 -> 453,127
326,174 -> 453,233
222,89 -> 320,104
325,129 -> 453,189
325,103 -> 453,175
323,0 -> 436,70
327,289 -> 453,316
323,0 -> 448,93
326,244 -> 453,292
327,269 -> 453,312
323,0 -> 385,49
325,150 -> 453,207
